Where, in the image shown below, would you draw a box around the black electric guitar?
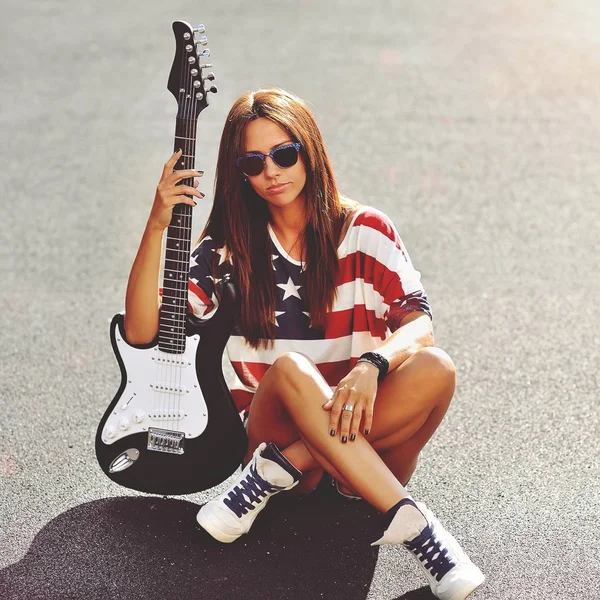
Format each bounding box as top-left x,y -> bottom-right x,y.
95,21 -> 248,495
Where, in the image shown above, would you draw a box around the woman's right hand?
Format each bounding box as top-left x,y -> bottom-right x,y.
147,149 -> 205,232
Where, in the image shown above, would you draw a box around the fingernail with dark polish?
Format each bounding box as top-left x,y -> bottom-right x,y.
365,429 -> 370,435
350,434 -> 356,441
330,429 -> 335,436
342,436 -> 347,443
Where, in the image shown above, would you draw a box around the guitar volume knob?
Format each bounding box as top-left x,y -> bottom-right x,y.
118,419 -> 131,431
105,426 -> 116,439
133,411 -> 145,424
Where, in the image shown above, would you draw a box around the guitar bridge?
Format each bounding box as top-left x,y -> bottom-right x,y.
147,428 -> 185,455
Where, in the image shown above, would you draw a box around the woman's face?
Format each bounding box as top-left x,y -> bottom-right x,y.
241,117 -> 307,212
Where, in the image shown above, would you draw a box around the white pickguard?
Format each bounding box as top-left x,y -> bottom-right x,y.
101,330 -> 208,445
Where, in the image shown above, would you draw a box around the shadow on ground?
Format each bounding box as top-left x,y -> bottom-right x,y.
0,477 -> 433,600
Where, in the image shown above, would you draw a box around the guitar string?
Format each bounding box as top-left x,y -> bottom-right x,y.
176,51 -> 194,436
173,42 -> 193,434
159,37 -> 189,436
174,45 -> 198,435
157,39 -> 204,440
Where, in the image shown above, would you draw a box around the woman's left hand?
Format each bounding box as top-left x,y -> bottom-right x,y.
322,362 -> 379,442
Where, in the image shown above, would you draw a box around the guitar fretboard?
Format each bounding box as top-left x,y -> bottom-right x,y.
158,117 -> 199,354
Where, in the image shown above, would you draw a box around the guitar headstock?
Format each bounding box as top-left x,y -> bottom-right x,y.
167,21 -> 217,118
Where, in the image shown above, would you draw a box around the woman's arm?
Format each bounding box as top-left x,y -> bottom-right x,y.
123,222 -> 164,345
123,149 -> 203,344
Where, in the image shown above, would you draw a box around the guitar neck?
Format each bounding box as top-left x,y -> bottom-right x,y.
158,117 -> 199,354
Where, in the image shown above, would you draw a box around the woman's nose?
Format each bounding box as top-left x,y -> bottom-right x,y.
263,155 -> 281,178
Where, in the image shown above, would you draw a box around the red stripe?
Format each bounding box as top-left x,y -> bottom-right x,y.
230,361 -> 269,389
353,210 -> 401,248
325,305 -> 387,340
231,389 -> 254,413
318,360 -> 353,386
337,251 -> 406,302
189,279 -> 213,307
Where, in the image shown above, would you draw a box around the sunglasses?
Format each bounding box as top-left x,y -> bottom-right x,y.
236,142 -> 302,177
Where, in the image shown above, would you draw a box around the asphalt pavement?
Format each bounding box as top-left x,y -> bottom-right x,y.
1,1 -> 599,598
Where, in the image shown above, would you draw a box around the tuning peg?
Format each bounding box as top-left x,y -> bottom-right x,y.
201,63 -> 213,69
196,35 -> 208,47
199,49 -> 211,58
193,25 -> 206,34
207,85 -> 218,94
203,72 -> 215,81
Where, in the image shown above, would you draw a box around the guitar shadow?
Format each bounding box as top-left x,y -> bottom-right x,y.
0,476 -> 433,600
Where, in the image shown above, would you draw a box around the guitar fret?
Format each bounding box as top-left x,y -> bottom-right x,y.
175,135 -> 196,141
164,269 -> 189,276
159,338 -> 185,347
160,324 -> 186,332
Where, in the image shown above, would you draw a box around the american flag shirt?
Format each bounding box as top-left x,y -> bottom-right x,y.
182,205 -> 432,414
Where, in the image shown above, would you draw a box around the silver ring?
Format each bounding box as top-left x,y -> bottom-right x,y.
342,404 -> 354,412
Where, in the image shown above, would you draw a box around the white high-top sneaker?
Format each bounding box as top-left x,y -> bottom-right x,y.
371,498 -> 485,600
197,442 -> 302,543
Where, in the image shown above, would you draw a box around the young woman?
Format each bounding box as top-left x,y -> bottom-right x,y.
124,88 -> 485,600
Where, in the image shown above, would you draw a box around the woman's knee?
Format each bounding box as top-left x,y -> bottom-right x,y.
272,352 -> 317,380
410,346 -> 456,397
271,352 -> 327,400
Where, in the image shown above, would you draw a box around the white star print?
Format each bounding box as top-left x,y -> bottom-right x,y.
272,254 -> 279,271
274,311 -> 285,326
302,311 -> 313,327
212,245 -> 233,266
277,276 -> 302,301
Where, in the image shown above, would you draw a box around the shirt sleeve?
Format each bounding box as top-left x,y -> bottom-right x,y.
356,208 -> 432,333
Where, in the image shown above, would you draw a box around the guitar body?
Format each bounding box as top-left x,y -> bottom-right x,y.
96,21 -> 247,494
96,277 -> 247,495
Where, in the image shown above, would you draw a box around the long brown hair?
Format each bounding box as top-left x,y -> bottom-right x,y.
199,88 -> 359,350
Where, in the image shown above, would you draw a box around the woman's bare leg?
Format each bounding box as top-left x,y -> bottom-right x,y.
244,347 -> 455,505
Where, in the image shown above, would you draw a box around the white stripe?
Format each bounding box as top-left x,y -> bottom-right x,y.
339,224 -> 423,296
225,330 -> 381,366
188,289 -> 214,318
333,279 -> 387,314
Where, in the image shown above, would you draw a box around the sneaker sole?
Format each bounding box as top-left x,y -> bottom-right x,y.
196,508 -> 244,544
446,570 -> 485,600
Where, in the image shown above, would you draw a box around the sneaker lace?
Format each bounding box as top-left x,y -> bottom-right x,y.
404,524 -> 456,582
223,463 -> 280,518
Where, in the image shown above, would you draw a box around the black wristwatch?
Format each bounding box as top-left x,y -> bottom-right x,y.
356,351 -> 389,382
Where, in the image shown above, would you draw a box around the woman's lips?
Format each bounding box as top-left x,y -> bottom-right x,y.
266,182 -> 291,194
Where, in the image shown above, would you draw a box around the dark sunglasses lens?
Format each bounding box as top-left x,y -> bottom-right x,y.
241,155 -> 264,176
273,146 -> 299,168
